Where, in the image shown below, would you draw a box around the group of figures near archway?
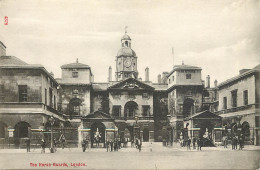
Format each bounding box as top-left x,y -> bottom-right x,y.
87,122 -> 151,148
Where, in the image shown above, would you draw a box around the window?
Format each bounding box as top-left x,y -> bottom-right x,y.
49,88 -> 53,107
45,88 -> 47,105
186,74 -> 191,79
73,105 -> 80,114
243,90 -> 248,105
142,105 -> 150,116
19,85 -> 27,102
54,95 -> 56,110
112,106 -> 121,117
72,72 -> 78,78
172,76 -> 174,82
72,89 -> 79,98
142,93 -> 149,99
0,85 -> 4,101
223,97 -> 227,109
169,78 -> 171,84
231,90 -> 237,107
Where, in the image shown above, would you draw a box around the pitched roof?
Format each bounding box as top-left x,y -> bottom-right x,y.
218,64 -> 260,88
189,110 -> 222,120
0,56 -> 28,65
108,78 -> 154,91
61,62 -> 90,69
168,64 -> 202,77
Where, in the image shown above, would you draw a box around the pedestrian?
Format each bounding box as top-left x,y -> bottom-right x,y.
234,136 -> 238,150
53,138 -> 57,152
232,136 -> 237,150
25,138 -> 30,152
81,139 -> 86,152
223,136 -> 228,148
187,138 -> 191,150
110,140 -> 113,152
197,138 -> 201,151
114,139 -> 117,151
61,136 -> 66,149
106,140 -> 110,152
149,142 -> 152,152
239,135 -> 244,150
85,138 -> 89,149
192,137 -> 196,149
41,138 -> 46,154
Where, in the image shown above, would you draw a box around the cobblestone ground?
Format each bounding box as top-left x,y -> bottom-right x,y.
0,143 -> 259,169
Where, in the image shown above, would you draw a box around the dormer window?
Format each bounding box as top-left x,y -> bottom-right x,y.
125,41 -> 128,47
72,72 -> 78,78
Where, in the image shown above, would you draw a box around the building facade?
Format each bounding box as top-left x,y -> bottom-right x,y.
0,33 -> 259,148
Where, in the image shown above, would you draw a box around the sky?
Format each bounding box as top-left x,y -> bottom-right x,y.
0,0 -> 259,85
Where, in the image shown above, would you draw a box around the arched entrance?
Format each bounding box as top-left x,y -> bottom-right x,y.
91,122 -> 105,148
14,121 -> 31,138
183,98 -> 194,118
124,101 -> 138,118
143,128 -> 149,142
242,121 -> 250,142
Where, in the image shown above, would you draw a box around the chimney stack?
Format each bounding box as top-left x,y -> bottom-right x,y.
162,72 -> 169,84
214,79 -> 218,87
158,74 -> 162,83
145,67 -> 149,81
0,41 -> 6,56
206,75 -> 210,88
108,66 -> 112,82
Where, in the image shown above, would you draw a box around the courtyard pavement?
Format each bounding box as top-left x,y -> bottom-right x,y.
0,142 -> 259,169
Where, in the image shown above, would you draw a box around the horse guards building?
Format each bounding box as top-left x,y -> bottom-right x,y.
0,32 -> 259,148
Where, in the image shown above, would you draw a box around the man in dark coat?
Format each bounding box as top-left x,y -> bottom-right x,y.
192,137 -> 196,150
187,138 -> 191,150
106,140 -> 110,152
25,138 -> 30,152
110,140 -> 113,152
81,139 -> 87,152
197,138 -> 201,151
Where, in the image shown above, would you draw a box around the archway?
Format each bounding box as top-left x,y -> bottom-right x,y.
124,101 -> 138,118
183,98 -> 194,118
91,122 -> 105,148
14,121 -> 31,138
242,121 -> 250,142
143,128 -> 149,142
0,122 -> 7,138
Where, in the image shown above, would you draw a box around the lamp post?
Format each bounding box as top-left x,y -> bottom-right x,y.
134,115 -> 139,139
49,115 -> 55,153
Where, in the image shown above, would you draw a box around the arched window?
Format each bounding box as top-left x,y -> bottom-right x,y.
69,98 -> 82,115
183,98 -> 194,118
14,122 -> 31,138
124,101 -> 138,118
242,121 -> 250,137
0,122 -> 7,138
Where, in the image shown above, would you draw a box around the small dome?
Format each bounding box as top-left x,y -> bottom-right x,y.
117,47 -> 136,57
121,34 -> 131,41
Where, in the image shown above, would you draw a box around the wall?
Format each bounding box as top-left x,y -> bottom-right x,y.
109,91 -> 153,117
168,70 -> 202,87
218,75 -> 256,110
0,69 -> 42,102
61,68 -> 92,84
60,85 -> 91,116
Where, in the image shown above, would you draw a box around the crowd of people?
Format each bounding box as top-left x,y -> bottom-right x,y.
223,135 -> 244,150
179,137 -> 202,151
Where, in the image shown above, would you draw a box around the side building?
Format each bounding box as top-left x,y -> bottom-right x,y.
0,45 -> 65,148
216,65 -> 260,146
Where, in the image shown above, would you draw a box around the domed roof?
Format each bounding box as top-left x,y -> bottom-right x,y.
117,47 -> 136,57
0,56 -> 28,66
121,34 -> 131,41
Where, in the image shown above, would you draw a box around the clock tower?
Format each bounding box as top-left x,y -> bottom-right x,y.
115,31 -> 138,81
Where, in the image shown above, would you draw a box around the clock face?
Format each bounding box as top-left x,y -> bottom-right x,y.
124,59 -> 132,68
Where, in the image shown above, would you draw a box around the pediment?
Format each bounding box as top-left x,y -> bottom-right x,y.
85,110 -> 113,119
190,110 -> 222,120
108,78 -> 154,91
